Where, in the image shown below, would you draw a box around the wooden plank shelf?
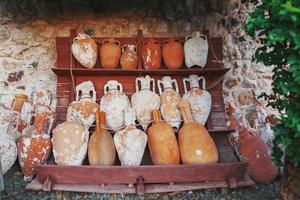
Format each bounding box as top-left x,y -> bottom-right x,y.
52,67 -> 229,77
35,162 -> 248,185
27,176 -> 255,194
26,162 -> 255,194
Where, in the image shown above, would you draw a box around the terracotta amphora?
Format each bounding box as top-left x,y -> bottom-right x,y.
158,76 -> 182,130
147,110 -> 180,165
239,127 -> 278,183
71,33 -> 97,69
142,39 -> 161,69
182,75 -> 211,125
177,101 -> 218,164
18,113 -> 53,181
67,81 -> 99,129
184,32 -> 208,68
100,38 -> 121,69
100,80 -> 131,131
162,39 -> 184,69
12,94 -> 28,113
120,44 -> 138,69
131,75 -> 160,131
88,111 -> 115,166
17,102 -> 33,135
32,89 -> 53,114
114,108 -> 147,166
0,108 -> 17,175
52,121 -> 89,166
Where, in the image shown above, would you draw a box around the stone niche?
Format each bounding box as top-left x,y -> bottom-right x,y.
0,0 -> 275,147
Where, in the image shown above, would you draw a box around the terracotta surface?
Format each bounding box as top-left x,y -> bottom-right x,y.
114,108 -> 147,166
120,44 -> 138,69
12,94 -> 28,113
71,33 -> 97,69
131,75 -> 160,131
100,80 -> 131,131
147,110 -> 180,165
32,89 -> 53,114
88,111 -> 115,166
18,114 -> 52,181
239,127 -> 278,183
158,76 -> 182,130
0,107 -> 17,175
142,39 -> 161,69
162,39 -> 184,69
177,101 -> 218,164
67,81 -> 99,129
18,102 -> 33,134
184,32 -> 208,68
100,38 -> 121,69
182,75 -> 211,125
52,121 -> 88,166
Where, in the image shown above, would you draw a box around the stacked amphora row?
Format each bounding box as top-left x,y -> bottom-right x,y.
71,32 -> 208,70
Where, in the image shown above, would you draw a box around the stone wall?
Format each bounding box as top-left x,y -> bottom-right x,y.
0,0 -> 275,144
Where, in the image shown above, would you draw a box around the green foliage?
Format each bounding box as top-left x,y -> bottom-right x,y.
246,0 -> 300,167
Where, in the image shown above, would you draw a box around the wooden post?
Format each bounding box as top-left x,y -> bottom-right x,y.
226,175 -> 237,189
43,176 -> 53,191
136,176 -> 145,195
137,29 -> 143,70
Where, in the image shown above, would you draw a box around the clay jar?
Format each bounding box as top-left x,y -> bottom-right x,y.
114,108 -> 147,166
0,118 -> 17,175
239,127 -> 278,183
67,81 -> 99,129
52,121 -> 89,165
18,113 -> 52,181
158,76 -> 182,130
131,75 -> 160,131
12,94 -> 28,113
120,45 -> 138,69
142,39 -> 161,69
184,32 -> 208,68
178,101 -> 218,164
18,102 -> 33,134
32,89 -> 52,114
182,75 -> 211,125
147,110 -> 180,165
100,80 -> 131,131
88,111 -> 115,166
162,39 -> 184,69
100,38 -> 121,69
71,33 -> 97,69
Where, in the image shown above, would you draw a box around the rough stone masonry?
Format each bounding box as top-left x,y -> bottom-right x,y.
0,0 -> 275,147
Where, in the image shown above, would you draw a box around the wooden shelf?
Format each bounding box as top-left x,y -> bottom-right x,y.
52,67 -> 229,76
208,128 -> 236,134
25,162 -> 252,194
27,177 -> 255,194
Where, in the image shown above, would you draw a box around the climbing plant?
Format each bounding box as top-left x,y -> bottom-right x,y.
246,0 -> 300,167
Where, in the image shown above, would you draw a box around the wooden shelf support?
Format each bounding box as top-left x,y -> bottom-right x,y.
136,176 -> 145,195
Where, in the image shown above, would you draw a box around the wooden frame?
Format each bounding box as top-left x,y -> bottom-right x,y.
26,29 -> 255,194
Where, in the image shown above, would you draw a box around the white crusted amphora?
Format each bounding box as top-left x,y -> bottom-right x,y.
71,33 -> 97,69
67,81 -> 99,129
0,120 -> 17,175
182,75 -> 211,125
100,80 -> 131,131
184,32 -> 208,68
158,76 -> 182,130
131,75 -> 160,131
114,108 -> 147,166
